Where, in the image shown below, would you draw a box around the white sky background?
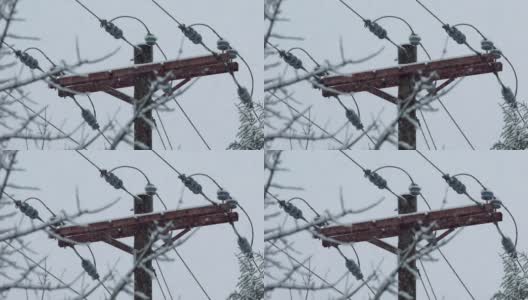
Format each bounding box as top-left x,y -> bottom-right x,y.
266,151 -> 528,299
2,0 -> 262,150
266,0 -> 528,150
4,151 -> 263,299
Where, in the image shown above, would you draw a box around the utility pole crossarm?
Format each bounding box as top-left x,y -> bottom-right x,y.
320,54 -> 502,98
50,53 -> 238,99
52,203 -> 238,247
317,204 -> 501,247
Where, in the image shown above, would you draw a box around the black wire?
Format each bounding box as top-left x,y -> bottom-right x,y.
153,270 -> 168,300
415,149 -> 445,175
417,112 -> 432,150
337,0 -> 366,21
151,0 -> 182,25
437,249 -> 476,300
155,259 -> 175,300
151,150 -> 182,176
73,0 -> 102,21
417,260 -> 432,300
75,150 -> 101,171
155,109 -> 174,150
4,91 -> 84,148
172,98 -> 211,150
4,241 -> 84,297
75,151 -> 142,201
269,92 -> 349,147
269,241 -> 349,297
339,150 -> 366,171
418,40 -> 475,150
415,0 -> 446,26
419,259 -> 439,300
417,109 -> 437,150
173,249 -> 212,300
436,99 -> 475,150
153,113 -> 169,150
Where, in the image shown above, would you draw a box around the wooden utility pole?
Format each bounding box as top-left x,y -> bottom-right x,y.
397,194 -> 417,299
397,45 -> 418,150
50,50 -> 239,150
317,203 -> 503,298
52,202 -> 239,299
133,44 -> 154,150
134,194 -> 153,300
319,52 -> 503,149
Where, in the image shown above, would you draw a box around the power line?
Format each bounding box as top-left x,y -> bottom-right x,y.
437,99 -> 475,150
173,249 -> 212,300
155,259 -> 175,300
437,249 -> 475,300
4,241 -> 84,297
4,91 -> 84,148
419,259 -> 438,300
268,241 -> 349,298
417,109 -> 436,150
172,99 -> 211,150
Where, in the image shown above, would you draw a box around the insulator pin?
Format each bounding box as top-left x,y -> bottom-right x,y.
481,189 -> 494,201
144,33 -> 157,46
490,48 -> 502,59
226,48 -> 238,59
217,189 -> 231,201
490,199 -> 502,209
217,39 -> 230,51
145,183 -> 157,196
409,33 -> 421,46
481,39 -> 494,51
409,183 -> 421,196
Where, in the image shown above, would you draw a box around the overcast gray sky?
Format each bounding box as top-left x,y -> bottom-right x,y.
5,151 -> 263,299
267,150 -> 527,299
3,0 -> 261,150
266,0 -> 528,150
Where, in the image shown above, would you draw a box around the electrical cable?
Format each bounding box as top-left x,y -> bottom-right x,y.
3,91 -> 84,148
419,259 -> 438,300
417,109 -> 437,150
153,267 -> 168,300
268,241 -> 349,297
172,98 -> 211,150
417,261 -> 432,300
437,249 -> 475,300
155,259 -> 175,300
75,150 -> 142,201
173,249 -> 212,300
3,241 -> 84,297
268,91 -> 349,148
